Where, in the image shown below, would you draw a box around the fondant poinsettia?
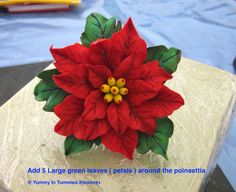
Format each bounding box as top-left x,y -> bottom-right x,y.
50,18 -> 184,159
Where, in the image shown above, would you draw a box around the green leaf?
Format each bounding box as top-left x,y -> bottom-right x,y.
81,13 -> 122,47
156,117 -> 174,137
34,81 -> 52,101
64,135 -> 94,156
34,69 -> 68,112
37,69 -> 59,87
37,69 -> 59,80
146,45 -> 168,62
136,117 -> 174,159
94,138 -> 102,146
42,87 -> 68,112
146,46 -> 181,74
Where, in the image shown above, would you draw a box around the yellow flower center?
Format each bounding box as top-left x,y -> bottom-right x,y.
101,77 -> 128,104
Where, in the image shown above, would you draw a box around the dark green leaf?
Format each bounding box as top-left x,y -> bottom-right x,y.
34,80 -> 52,101
103,17 -> 116,37
81,13 -> 122,47
37,69 -> 59,87
94,138 -> 102,146
64,135 -> 94,156
156,117 -> 174,137
43,88 -> 68,112
34,69 -> 68,112
146,46 -> 181,74
37,69 -> 59,80
146,45 -> 168,62
136,117 -> 174,159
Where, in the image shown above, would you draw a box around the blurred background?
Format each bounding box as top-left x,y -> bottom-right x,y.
0,0 -> 236,190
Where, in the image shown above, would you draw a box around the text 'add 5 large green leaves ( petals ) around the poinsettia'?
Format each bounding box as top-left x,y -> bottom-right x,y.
146,45 -> 181,74
34,69 -> 68,112
137,117 -> 174,159
81,13 -> 122,47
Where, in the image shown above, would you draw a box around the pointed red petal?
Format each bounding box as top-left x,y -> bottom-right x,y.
140,60 -> 172,91
89,39 -> 120,70
97,118 -> 113,136
54,95 -> 84,136
129,104 -> 156,135
127,79 -> 157,106
150,86 -> 185,117
73,119 -> 110,140
87,64 -> 112,88
50,44 -> 90,73
111,18 -> 146,63
113,54 -> 143,80
82,90 -> 108,121
54,96 -> 109,140
53,64 -> 92,99
55,120 -> 75,136
101,129 -> 138,160
107,101 -> 131,134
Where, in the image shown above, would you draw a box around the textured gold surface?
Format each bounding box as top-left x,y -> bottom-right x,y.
0,58 -> 236,192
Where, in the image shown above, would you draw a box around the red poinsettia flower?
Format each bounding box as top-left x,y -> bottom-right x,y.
50,18 -> 184,160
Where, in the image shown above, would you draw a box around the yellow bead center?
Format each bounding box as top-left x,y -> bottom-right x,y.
101,77 -> 128,104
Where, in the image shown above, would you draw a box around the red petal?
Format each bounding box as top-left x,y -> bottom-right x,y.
101,129 -> 138,160
107,101 -> 131,134
54,95 -> 84,120
50,44 -> 90,73
129,104 -> 156,135
140,61 -> 172,91
54,96 -> 109,140
150,86 -> 185,117
127,79 -> 157,106
82,90 -> 107,121
111,18 -> 147,63
73,120 -> 96,140
89,39 -> 120,70
113,54 -> 143,80
54,95 -> 84,136
53,64 -> 92,99
55,120 -> 75,136
73,119 -> 110,140
97,118 -> 113,136
87,64 -> 112,88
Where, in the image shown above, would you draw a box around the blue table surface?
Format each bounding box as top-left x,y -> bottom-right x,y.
0,0 -> 236,189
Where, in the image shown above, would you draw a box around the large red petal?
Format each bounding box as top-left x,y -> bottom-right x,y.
113,54 -> 143,80
111,18 -> 147,63
53,64 -> 92,99
150,86 -> 185,117
55,120 -> 75,136
54,95 -> 84,136
73,118 -> 110,140
101,129 -> 138,160
127,79 -> 157,106
54,95 -> 109,140
81,90 -> 108,121
89,39 -> 120,70
97,117 -> 113,135
50,44 -> 90,73
129,104 -> 157,135
107,101 -> 131,135
73,120 -> 97,140
140,61 -> 172,91
87,64 -> 112,88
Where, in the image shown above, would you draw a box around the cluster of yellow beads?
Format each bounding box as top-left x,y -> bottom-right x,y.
101,77 -> 128,104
